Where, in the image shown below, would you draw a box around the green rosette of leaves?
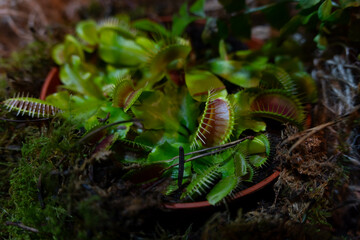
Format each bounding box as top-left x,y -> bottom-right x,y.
2,0 -> 320,206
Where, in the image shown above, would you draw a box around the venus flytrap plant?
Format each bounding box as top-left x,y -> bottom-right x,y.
2,0 -> 318,205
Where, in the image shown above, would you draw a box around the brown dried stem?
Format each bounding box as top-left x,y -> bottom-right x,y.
161,136 -> 254,173
5,221 -> 39,233
283,105 -> 360,153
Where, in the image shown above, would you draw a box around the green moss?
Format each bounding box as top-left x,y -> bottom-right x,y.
7,159 -> 66,239
0,123 -> 37,239
3,120 -> 81,239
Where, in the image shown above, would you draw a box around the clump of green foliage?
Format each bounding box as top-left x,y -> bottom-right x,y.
2,0 -> 318,206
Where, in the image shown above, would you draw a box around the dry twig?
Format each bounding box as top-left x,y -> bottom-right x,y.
283,105 -> 360,153
5,221 -> 39,233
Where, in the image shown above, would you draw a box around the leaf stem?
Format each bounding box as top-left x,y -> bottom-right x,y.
161,136 -> 254,173
78,118 -> 142,144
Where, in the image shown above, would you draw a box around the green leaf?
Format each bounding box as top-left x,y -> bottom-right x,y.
147,141 -> 180,163
52,44 -> 65,65
235,117 -> 266,137
105,67 -> 131,85
181,164 -> 220,199
131,90 -> 188,137
192,156 -> 213,174
263,65 -> 297,94
318,0 -> 332,20
314,33 -> 327,50
45,91 -> 72,111
299,0 -> 321,9
133,19 -> 170,37
209,60 -> 242,75
59,56 -> 103,98
76,20 -> 98,46
185,70 -> 227,101
248,134 -> 270,155
219,39 -> 227,60
170,161 -> 192,180
292,72 -> 318,103
135,37 -> 157,51
62,96 -> 105,125
324,9 -> 343,22
63,35 -> 84,62
209,60 -> 260,88
100,104 -> 132,138
149,43 -> 191,76
131,91 -> 168,130
146,142 -> 191,186
302,11 -> 318,24
230,91 -> 251,116
244,163 -> 254,181
233,152 -> 248,177
98,31 -> 147,66
248,155 -> 267,168
231,70 -> 260,88
279,15 -> 303,38
206,176 -> 238,205
219,154 -> 235,177
172,3 -> 199,36
135,130 -> 166,147
97,17 -> 137,39
231,91 -> 268,135
179,91 -> 201,133
190,0 -> 206,17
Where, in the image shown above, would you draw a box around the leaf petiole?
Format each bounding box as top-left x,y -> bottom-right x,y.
161,136 -> 254,173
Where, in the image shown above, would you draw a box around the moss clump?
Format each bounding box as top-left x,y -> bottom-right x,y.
270,126 -> 347,229
0,122 -> 41,239
7,158 -> 68,239
2,117 -> 165,239
3,120 -> 81,239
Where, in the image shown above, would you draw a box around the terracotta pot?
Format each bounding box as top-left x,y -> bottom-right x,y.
40,67 -> 61,100
41,68 -> 281,210
163,169 -> 280,209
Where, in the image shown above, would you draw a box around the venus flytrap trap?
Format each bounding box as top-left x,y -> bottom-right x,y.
191,92 -> 234,149
111,76 -> 144,112
3,93 -> 62,118
1,0 -> 318,205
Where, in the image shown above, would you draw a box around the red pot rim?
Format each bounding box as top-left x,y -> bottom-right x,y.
163,170 -> 280,210
41,68 -> 281,210
40,67 -> 60,100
